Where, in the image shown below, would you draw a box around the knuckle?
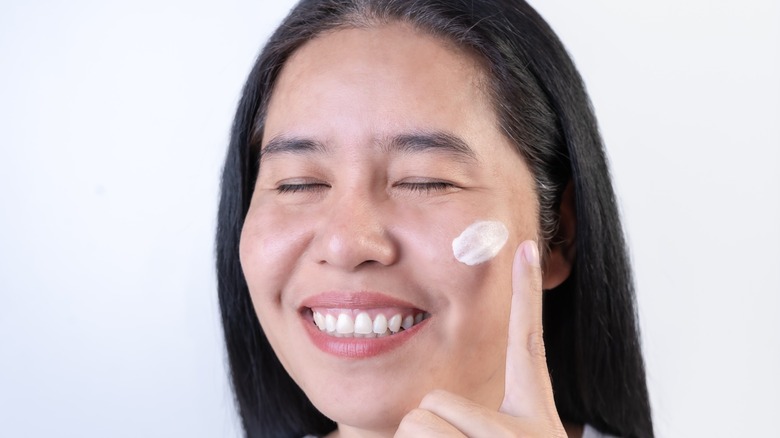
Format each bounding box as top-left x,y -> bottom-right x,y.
401,407 -> 435,425
417,389 -> 448,412
421,388 -> 449,405
422,389 -> 485,420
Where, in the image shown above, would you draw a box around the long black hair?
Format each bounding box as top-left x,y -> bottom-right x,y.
216,1 -> 653,437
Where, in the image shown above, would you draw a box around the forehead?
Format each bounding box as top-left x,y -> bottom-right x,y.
262,23 -> 500,154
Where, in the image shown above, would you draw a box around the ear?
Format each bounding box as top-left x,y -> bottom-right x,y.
542,180 -> 576,290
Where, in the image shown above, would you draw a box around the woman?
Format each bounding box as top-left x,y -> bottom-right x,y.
217,0 -> 653,437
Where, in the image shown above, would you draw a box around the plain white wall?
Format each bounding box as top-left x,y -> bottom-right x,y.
1,1 -> 777,437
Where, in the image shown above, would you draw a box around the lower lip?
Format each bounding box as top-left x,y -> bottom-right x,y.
302,316 -> 428,359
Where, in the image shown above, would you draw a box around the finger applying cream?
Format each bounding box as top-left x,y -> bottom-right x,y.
452,220 -> 509,266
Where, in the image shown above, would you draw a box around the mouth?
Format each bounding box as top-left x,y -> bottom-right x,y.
308,308 -> 431,338
299,292 -> 431,358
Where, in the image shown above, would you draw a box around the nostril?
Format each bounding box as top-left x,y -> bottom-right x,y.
317,223 -> 399,269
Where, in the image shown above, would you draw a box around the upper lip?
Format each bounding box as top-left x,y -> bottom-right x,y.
300,291 -> 427,311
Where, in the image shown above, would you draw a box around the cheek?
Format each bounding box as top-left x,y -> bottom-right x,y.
441,252 -> 513,335
422,235 -> 514,398
445,216 -> 536,348
403,214 -> 515,338
410,215 -> 513,302
239,201 -> 313,311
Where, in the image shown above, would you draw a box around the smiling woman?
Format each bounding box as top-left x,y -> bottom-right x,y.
217,1 -> 652,437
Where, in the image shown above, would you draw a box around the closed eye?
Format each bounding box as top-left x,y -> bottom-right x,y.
276,180 -> 457,194
276,182 -> 330,194
397,181 -> 458,193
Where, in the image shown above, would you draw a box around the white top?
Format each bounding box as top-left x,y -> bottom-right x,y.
583,424 -> 619,438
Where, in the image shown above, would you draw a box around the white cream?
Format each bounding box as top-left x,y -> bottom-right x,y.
452,220 -> 509,266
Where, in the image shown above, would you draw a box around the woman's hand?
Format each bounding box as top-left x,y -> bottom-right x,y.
394,241 -> 567,437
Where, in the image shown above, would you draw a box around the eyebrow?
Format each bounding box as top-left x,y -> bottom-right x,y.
260,137 -> 328,161
387,132 -> 478,162
260,131 -> 478,162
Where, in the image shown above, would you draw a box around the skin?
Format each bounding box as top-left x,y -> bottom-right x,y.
239,23 -> 577,437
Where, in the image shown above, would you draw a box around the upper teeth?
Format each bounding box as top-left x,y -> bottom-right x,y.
312,310 -> 429,337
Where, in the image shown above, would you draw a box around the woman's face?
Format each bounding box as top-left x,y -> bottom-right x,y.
240,23 -> 541,432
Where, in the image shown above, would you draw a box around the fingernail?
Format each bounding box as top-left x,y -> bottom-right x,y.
522,241 -> 540,267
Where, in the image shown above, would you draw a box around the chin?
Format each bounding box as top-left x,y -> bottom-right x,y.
315,390 -> 413,431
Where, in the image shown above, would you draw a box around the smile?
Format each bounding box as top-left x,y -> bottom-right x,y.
300,292 -> 431,358
310,308 -> 431,337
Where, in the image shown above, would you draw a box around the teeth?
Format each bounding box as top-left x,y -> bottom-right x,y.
311,310 -> 428,338
388,314 -> 402,333
354,312 -> 373,334
336,314 -> 354,334
373,314 -> 388,334
325,314 -> 337,333
313,312 -> 325,330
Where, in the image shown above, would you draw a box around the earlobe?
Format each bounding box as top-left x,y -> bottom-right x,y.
541,181 -> 576,290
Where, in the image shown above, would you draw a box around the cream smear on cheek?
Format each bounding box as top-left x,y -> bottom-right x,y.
451,220 -> 509,266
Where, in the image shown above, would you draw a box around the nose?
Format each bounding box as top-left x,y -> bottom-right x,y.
313,192 -> 399,270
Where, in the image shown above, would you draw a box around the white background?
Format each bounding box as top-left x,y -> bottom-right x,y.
1,1 -> 777,437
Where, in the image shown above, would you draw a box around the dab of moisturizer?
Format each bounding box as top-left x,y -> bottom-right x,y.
452,220 -> 509,266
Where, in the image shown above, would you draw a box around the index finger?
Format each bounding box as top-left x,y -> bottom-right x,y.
499,240 -> 558,417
